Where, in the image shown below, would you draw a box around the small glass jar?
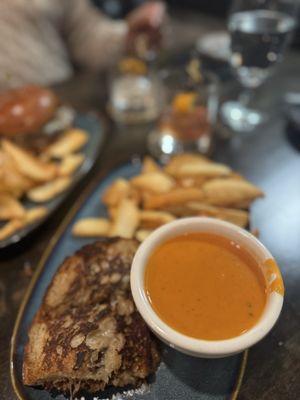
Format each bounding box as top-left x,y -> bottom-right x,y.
147,67 -> 218,161
108,57 -> 163,124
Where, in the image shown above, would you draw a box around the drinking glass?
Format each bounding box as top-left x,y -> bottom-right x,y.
147,66 -> 218,162
109,58 -> 162,124
221,0 -> 297,133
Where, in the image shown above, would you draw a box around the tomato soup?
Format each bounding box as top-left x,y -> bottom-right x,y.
144,232 -> 267,340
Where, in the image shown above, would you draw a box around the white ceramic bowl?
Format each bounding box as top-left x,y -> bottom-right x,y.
130,217 -> 284,358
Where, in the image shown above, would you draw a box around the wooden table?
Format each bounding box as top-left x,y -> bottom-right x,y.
1,9 -> 300,400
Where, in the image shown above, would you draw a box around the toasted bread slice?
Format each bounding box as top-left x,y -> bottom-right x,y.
23,238 -> 160,394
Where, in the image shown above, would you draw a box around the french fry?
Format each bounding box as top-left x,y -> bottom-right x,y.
58,153 -> 84,176
170,163 -> 231,179
27,177 -> 71,202
0,151 -> 34,197
186,202 -> 249,227
157,204 -> 195,217
109,198 -> 139,239
128,186 -> 143,205
72,218 -> 110,237
144,187 -> 205,209
102,179 -> 130,207
202,178 -> 264,207
0,219 -> 23,241
45,129 -> 88,158
131,172 -> 175,194
142,156 -> 161,173
24,207 -> 48,224
177,177 -> 207,188
0,168 -> 33,198
135,229 -> 153,242
108,206 -> 117,220
165,153 -> 210,175
0,194 -> 25,220
139,210 -> 175,229
2,140 -> 57,182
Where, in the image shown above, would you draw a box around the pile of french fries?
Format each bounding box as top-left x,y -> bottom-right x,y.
72,154 -> 264,241
0,128 -> 88,241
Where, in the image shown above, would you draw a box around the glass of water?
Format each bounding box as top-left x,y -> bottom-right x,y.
221,0 -> 297,133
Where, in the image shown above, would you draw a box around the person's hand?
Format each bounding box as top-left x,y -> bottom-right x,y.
126,1 -> 166,59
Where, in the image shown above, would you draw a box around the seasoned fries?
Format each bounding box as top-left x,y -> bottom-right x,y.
202,178 -> 264,207
102,179 -> 131,207
0,125 -> 89,242
2,140 -> 57,182
131,172 -> 175,194
0,207 -> 48,241
109,199 -> 139,239
73,155 -> 263,240
165,153 -> 210,175
135,229 -> 153,242
0,219 -> 23,241
73,218 -> 110,237
139,210 -> 175,229
142,156 -> 161,173
0,194 -> 25,220
45,128 -> 88,158
169,163 -> 231,179
144,187 -> 205,209
24,207 -> 48,224
58,154 -> 84,176
27,177 -> 71,202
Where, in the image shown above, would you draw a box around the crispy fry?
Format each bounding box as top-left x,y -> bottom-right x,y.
58,153 -> 84,176
102,179 -> 131,207
142,157 -> 161,173
0,150 -> 34,197
2,140 -> 57,182
177,176 -> 209,188
165,153 -> 210,175
0,168 -> 33,197
72,218 -> 110,237
157,204 -> 194,217
144,187 -> 204,209
202,178 -> 264,207
0,206 -> 47,240
108,206 -> 117,220
139,210 -> 175,229
128,186 -> 142,205
135,229 -> 153,242
45,128 -> 88,158
27,177 -> 71,202
0,219 -> 23,241
131,172 -> 175,194
0,194 -> 25,220
152,202 -> 249,227
170,163 -> 231,179
24,207 -> 48,224
109,198 -> 139,239
186,202 -> 249,227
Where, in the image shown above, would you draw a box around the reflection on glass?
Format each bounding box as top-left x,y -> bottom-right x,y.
109,57 -> 162,124
221,0 -> 297,133
148,65 -> 218,162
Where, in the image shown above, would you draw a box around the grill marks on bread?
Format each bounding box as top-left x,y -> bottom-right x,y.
23,238 -> 160,394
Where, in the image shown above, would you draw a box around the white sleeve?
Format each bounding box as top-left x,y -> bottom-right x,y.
63,0 -> 128,70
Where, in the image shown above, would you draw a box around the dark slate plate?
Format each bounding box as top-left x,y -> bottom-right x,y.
11,162 -> 247,400
0,113 -> 105,249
